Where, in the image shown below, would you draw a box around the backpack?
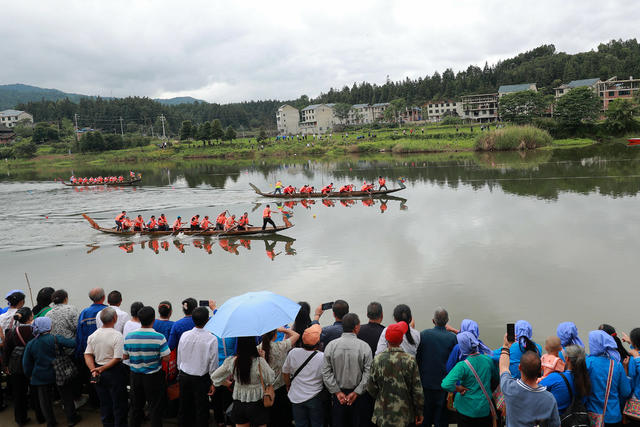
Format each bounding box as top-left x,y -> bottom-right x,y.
558,372 -> 590,427
8,326 -> 27,375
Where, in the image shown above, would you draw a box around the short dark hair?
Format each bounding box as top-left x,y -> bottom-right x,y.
158,301 -> 172,318
182,298 -> 197,315
51,289 -> 68,305
342,313 -> 360,333
366,302 -> 383,320
130,302 -> 144,318
192,307 -> 209,327
520,351 -> 542,380
630,328 -> 640,349
108,291 -> 123,306
137,306 -> 155,327
333,299 -> 349,320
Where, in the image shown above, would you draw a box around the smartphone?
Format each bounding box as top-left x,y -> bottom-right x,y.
199,300 -> 209,307
321,301 -> 334,311
507,323 -> 515,343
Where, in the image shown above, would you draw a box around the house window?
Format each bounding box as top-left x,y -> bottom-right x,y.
619,90 -> 630,96
608,91 -> 615,96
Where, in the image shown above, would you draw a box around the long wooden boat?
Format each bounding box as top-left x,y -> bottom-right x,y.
250,179 -> 406,199
628,138 -> 640,146
82,214 -> 293,236
62,178 -> 142,187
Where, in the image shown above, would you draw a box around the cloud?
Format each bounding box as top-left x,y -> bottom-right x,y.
0,0 -> 638,103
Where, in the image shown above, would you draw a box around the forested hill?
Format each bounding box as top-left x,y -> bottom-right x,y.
10,39 -> 640,132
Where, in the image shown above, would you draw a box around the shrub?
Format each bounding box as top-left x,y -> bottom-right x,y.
13,140 -> 37,158
0,146 -> 15,159
475,126 -> 552,151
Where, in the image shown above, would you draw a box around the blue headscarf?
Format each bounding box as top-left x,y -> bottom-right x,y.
557,322 -> 584,347
457,331 -> 480,358
32,317 -> 52,337
459,319 -> 492,356
516,320 -> 533,348
589,330 -> 620,362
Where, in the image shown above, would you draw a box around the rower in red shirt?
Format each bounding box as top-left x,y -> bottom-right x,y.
262,204 -> 277,230
215,212 -> 227,230
190,215 -> 200,230
115,211 -> 126,230
121,217 -> 133,231
225,215 -> 237,231
321,183 -> 334,195
133,215 -> 145,232
157,214 -> 168,231
200,215 -> 211,230
147,215 -> 157,231
339,185 -> 351,193
378,176 -> 387,190
172,216 -> 183,232
237,212 -> 250,230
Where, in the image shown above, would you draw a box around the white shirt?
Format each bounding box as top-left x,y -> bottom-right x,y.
0,308 -> 18,332
375,326 -> 421,356
85,327 -> 124,365
177,327 -> 218,376
96,305 -> 131,333
282,348 -> 324,404
122,320 -> 141,338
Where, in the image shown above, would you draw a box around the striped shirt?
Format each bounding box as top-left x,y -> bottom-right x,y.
123,328 -> 170,374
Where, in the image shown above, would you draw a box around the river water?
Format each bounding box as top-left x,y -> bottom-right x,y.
2,144 -> 640,348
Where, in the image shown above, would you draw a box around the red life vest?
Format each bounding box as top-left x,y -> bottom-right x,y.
263,208 -> 271,218
216,214 -> 226,224
200,218 -> 210,229
191,216 -> 199,226
379,178 -> 385,186
238,216 -> 249,226
115,213 -> 126,222
172,219 -> 182,230
158,216 -> 167,225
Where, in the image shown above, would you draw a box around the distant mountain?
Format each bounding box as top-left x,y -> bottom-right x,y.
0,83 -> 206,110
154,96 -> 205,105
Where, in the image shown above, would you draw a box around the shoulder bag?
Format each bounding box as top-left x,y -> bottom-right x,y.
623,394 -> 640,420
290,351 -> 318,382
52,336 -> 78,387
588,359 -> 614,427
558,372 -> 589,427
8,326 -> 27,375
465,358 -> 498,427
258,359 -> 275,408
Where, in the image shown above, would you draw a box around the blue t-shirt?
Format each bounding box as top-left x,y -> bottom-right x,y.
500,371 -> 560,427
168,316 -> 195,350
216,336 -> 237,367
124,328 -> 170,374
628,357 -> 640,398
539,371 -> 575,413
153,319 -> 174,341
492,342 -> 543,379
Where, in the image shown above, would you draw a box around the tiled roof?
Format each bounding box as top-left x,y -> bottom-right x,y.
0,109 -> 25,117
372,103 -> 390,107
301,104 -> 322,111
567,78 -> 600,88
498,83 -> 536,93
352,103 -> 369,108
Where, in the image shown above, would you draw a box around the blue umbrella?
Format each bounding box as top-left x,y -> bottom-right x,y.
205,291 -> 301,338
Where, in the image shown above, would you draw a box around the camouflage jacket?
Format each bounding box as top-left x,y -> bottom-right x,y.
366,347 -> 424,427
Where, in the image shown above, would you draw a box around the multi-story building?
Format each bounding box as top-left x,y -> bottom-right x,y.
498,83 -> 537,98
461,93 -> 499,122
348,103 -> 374,124
597,76 -> 640,110
424,100 -> 463,122
299,104 -> 336,135
400,106 -> 423,122
554,78 -> 600,99
276,104 -> 300,135
0,109 -> 33,128
371,103 -> 390,121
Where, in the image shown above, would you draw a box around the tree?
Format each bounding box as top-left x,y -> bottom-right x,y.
60,118 -> 75,138
224,125 -> 236,141
179,120 -> 192,140
197,121 -> 212,142
333,103 -> 352,124
554,87 -> 601,130
604,99 -> 640,134
634,90 -> 640,106
211,119 -> 224,141
499,91 -> 547,123
32,122 -> 59,143
13,140 -> 37,158
258,129 -> 267,142
383,98 -> 406,124
13,122 -> 34,138
79,131 -> 105,152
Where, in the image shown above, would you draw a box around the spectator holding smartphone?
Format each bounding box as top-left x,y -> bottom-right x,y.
312,299 -> 349,349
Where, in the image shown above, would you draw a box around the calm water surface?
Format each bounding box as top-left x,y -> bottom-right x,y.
2,144 -> 640,348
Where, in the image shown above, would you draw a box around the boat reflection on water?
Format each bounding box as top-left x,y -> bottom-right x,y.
72,186 -> 136,193
86,234 -> 296,260
262,195 -> 408,213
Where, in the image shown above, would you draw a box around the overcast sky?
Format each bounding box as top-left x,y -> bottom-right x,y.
1,1 -> 638,103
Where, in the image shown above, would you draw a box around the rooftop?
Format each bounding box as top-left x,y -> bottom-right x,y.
301,104 -> 322,111
0,109 -> 25,117
498,83 -> 536,94
372,102 -> 390,107
352,103 -> 369,108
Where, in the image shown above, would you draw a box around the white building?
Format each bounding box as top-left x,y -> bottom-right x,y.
461,93 -> 499,122
554,78 -> 600,99
349,103 -> 374,124
424,100 -> 463,122
276,104 -> 300,135
371,103 -> 390,121
299,104 -> 337,135
0,110 -> 33,128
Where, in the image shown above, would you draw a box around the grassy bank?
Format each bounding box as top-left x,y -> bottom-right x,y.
475,126 -> 553,151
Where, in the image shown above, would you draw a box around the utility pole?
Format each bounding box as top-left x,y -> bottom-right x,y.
74,114 -> 79,141
119,117 -> 124,136
160,114 -> 166,139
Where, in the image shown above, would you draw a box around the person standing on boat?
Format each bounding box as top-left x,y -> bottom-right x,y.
147,215 -> 157,231
274,180 -> 283,195
157,214 -> 168,231
172,216 -> 182,232
115,211 -> 126,231
378,176 -> 387,191
262,205 -> 277,230
215,211 -> 227,230
190,215 -> 200,230
200,215 -> 211,230
133,215 -> 145,232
